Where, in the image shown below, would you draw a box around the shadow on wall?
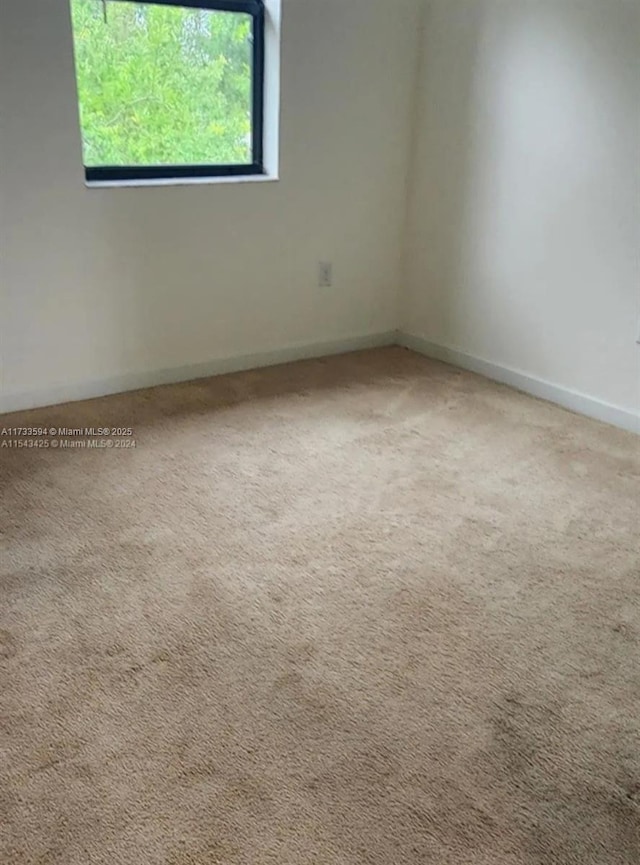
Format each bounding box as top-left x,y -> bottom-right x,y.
405,0 -> 639,399
403,0 -> 483,343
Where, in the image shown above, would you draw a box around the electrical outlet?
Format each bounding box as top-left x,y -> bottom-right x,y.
318,262 -> 333,288
636,316 -> 640,345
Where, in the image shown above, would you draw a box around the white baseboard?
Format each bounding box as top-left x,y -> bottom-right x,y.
398,332 -> 639,435
3,329 -> 637,434
0,331 -> 396,416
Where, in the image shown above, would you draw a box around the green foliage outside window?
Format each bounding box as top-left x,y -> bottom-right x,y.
70,0 -> 253,167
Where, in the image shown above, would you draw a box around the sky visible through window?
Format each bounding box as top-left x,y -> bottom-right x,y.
70,0 -> 254,167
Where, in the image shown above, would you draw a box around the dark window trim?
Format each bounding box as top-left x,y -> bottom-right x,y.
83,0 -> 266,183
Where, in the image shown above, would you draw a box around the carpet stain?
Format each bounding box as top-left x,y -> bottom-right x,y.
0,629 -> 16,660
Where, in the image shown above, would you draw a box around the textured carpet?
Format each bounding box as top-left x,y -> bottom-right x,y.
1,347 -> 639,865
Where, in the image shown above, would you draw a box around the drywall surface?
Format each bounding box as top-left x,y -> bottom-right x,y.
0,0 -> 420,408
403,0 -> 640,417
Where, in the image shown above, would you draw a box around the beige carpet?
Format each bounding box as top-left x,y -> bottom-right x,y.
1,347 -> 639,864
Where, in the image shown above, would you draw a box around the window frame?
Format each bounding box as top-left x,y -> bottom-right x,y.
77,0 -> 266,183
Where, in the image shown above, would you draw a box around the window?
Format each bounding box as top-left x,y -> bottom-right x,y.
69,0 -> 265,182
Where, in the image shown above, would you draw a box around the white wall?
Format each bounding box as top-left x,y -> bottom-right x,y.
2,0 -> 639,425
403,0 -> 640,419
0,0 -> 421,410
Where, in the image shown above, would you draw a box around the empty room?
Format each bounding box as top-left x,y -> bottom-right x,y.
1,1 -> 638,862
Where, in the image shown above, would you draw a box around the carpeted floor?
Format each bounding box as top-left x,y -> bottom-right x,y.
1,347 -> 639,864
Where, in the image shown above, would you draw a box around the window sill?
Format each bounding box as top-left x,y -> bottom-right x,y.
85,173 -> 279,189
